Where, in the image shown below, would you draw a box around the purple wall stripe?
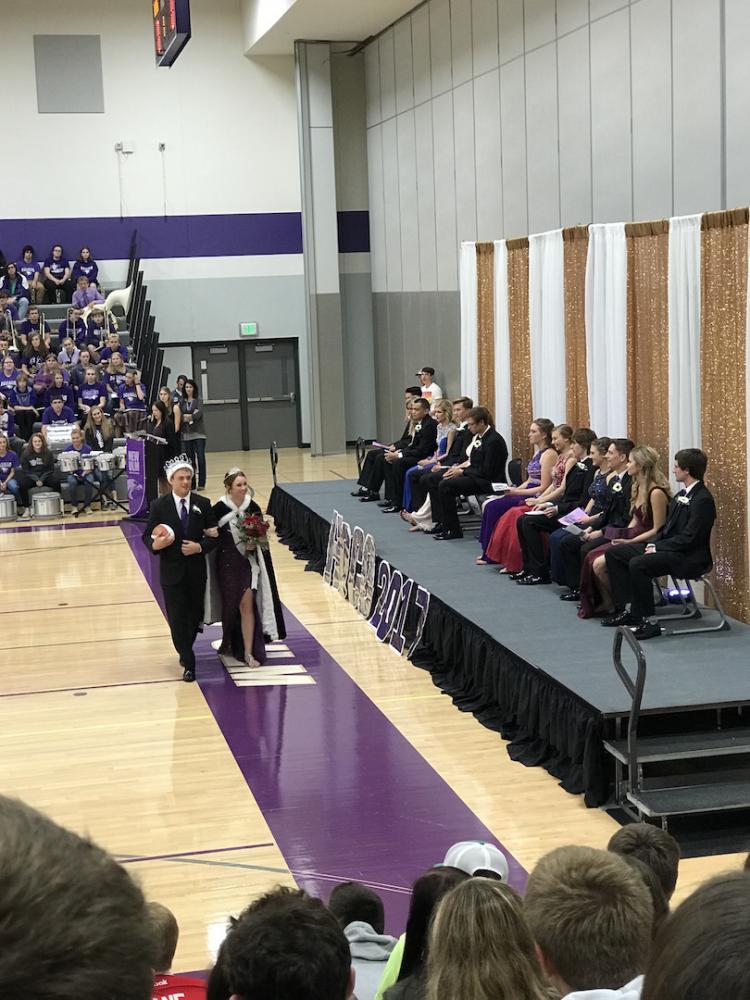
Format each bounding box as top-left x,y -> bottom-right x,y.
1,211 -> 371,262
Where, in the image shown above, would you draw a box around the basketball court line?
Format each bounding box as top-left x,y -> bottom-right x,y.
117,842 -> 275,863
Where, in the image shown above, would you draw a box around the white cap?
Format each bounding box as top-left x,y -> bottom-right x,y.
442,841 -> 509,881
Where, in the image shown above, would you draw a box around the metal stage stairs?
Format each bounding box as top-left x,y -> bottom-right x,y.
604,627 -> 750,827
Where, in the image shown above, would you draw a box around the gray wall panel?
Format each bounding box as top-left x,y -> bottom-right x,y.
379,31 -> 397,120
471,0 -> 499,77
315,293 -> 347,452
367,125 -> 387,293
499,0 -> 524,64
386,294 -> 406,434
434,291 -> 461,397
500,56 -> 528,237
524,0 -> 556,51
372,293 -> 392,436
432,91 -> 459,289
556,0 -> 588,35
453,80 -> 478,242
672,0 -> 722,214
415,102 -> 438,290
474,68 -> 503,240
590,8 -> 632,222
451,0 -> 474,87
430,0 -> 453,96
365,42 -> 381,126
589,0 -> 628,18
631,0 -> 672,220
340,272 -> 377,438
395,18 -> 415,113
397,111 -> 421,291
557,26 -> 592,227
525,42 -> 560,233
725,0 -> 750,208
381,117 -> 404,291
412,6 -> 432,106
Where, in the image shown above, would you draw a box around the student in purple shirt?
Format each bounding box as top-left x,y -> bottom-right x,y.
18,307 -> 52,348
57,337 -> 80,368
0,433 -> 21,508
22,332 -> 50,375
99,332 -> 129,363
0,290 -> 17,321
0,355 -> 18,396
118,370 -> 146,411
41,396 -> 76,428
9,373 -> 39,441
17,246 -> 43,304
42,244 -> 73,304
44,371 -> 76,411
0,399 -> 16,440
1,263 -> 30,321
72,275 -> 104,311
105,353 -> 127,412
62,426 -> 96,515
0,334 -> 20,367
71,247 -> 99,288
17,432 -> 58,515
86,307 -> 115,346
58,307 -> 87,347
78,367 -> 107,418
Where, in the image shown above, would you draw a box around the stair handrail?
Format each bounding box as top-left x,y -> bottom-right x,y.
269,441 -> 279,486
612,626 -> 648,796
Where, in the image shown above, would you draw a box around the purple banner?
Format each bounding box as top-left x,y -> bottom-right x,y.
126,438 -> 147,517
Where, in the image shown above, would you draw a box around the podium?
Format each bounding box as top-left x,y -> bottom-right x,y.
125,434 -> 167,517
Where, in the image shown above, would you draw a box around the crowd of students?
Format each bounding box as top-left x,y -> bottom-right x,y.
353,377 -> 716,642
0,243 -> 100,313
4,792 -> 749,1000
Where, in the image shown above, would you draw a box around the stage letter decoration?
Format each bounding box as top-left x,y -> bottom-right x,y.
324,511 -> 431,658
126,438 -> 147,517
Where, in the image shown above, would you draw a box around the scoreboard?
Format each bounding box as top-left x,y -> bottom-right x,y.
152,0 -> 192,67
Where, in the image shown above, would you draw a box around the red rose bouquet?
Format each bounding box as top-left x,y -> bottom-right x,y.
236,512 -> 270,552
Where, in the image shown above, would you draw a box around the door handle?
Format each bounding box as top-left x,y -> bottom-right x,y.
205,398 -> 239,405
246,394 -> 296,403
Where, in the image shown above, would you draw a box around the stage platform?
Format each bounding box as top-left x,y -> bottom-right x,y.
268,480 -> 750,806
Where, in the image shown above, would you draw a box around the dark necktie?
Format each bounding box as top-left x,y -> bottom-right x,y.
180,498 -> 188,534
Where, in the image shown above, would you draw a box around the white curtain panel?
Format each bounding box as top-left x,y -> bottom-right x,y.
585,223 -> 628,436
493,239 -> 512,447
668,215 -> 702,479
529,229 -> 566,423
459,241 -> 478,400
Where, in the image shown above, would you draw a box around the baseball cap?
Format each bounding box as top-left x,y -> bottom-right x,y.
441,841 -> 509,881
415,366 -> 435,376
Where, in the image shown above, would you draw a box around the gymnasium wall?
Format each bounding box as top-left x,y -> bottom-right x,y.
365,0 -> 750,438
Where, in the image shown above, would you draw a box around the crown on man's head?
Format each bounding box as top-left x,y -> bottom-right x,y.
164,454 -> 194,479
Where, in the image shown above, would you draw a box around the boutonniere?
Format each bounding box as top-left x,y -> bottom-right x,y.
576,461 -> 587,470
414,422 -> 422,432
612,481 -> 623,493
677,494 -> 690,505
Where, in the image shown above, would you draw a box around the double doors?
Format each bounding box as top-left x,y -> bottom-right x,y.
192,339 -> 299,451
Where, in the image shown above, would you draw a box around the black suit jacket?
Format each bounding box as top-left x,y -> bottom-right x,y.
593,472 -> 632,528
443,425 -> 471,466
655,481 -> 716,573
464,428 -> 508,484
557,458 -> 596,516
401,415 -> 438,462
143,491 -> 218,587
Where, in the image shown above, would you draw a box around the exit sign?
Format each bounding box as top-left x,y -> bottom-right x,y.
239,322 -> 258,337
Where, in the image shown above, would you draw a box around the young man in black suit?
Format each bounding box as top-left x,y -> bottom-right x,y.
408,396 -> 474,512
352,386 -> 421,501
430,406 -> 508,540
381,398 -> 438,512
603,449 -> 716,640
143,456 -> 219,681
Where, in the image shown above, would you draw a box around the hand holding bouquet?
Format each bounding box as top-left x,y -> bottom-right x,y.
236,512 -> 270,552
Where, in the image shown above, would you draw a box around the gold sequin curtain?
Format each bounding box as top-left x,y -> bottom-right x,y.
507,238 -> 532,463
625,220 -> 670,469
701,208 -> 750,621
476,242 -> 495,415
562,226 -> 590,429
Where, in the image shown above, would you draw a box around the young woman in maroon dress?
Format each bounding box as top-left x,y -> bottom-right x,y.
210,469 -> 285,667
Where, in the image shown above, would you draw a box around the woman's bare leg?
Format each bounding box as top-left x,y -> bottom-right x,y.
239,588 -> 260,667
592,554 -> 614,613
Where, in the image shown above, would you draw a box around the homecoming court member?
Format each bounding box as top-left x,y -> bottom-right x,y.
210,469 -> 285,668
179,379 -> 207,490
17,246 -> 43,304
77,367 -> 107,417
9,373 -> 39,440
17,433 -> 58,516
1,263 -> 30,321
42,244 -> 73,303
84,407 -> 117,509
71,247 -> 99,287
578,445 -> 671,619
486,423 -> 575,573
63,426 -> 96,515
476,418 -> 557,564
0,433 -> 21,508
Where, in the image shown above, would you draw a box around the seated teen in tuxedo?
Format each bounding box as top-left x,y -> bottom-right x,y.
556,438 -> 634,599
515,428 -> 598,585
404,396 -> 474,519
603,449 -> 716,640
352,386 -> 422,501
430,407 -> 508,540
381,398 -> 438,512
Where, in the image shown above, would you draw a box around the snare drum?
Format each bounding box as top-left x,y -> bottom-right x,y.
95,452 -> 116,472
32,492 -> 64,519
59,451 -> 80,473
113,446 -> 127,469
0,494 -> 17,521
80,454 -> 97,473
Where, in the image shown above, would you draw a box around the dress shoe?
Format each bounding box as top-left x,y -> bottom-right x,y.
632,620 -> 662,641
517,574 -> 550,585
381,505 -> 402,513
507,570 -> 527,581
601,611 -> 641,628
377,500 -> 391,508
182,668 -> 196,682
433,529 -> 463,540
359,493 -> 380,502
559,589 -> 580,602
424,524 -> 444,535
351,486 -> 369,497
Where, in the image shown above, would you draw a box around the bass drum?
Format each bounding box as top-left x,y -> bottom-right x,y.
0,494 -> 17,521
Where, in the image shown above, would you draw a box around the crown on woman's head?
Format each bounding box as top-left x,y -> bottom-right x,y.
164,454 -> 194,479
